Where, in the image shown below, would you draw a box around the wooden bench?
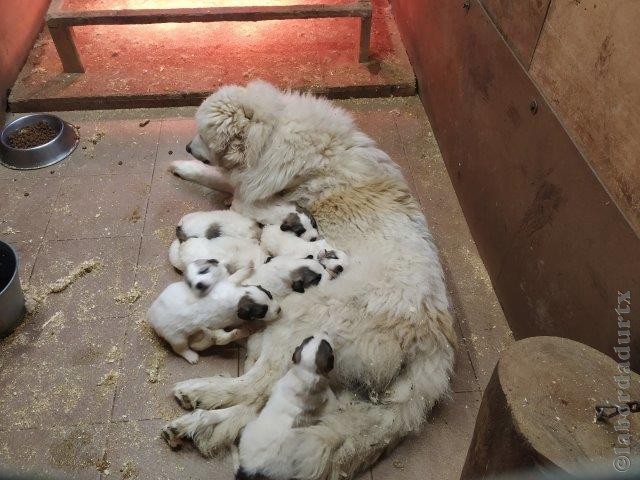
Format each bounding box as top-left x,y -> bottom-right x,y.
46,1 -> 373,73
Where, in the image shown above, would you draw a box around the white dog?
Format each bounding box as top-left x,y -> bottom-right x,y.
165,81 -> 456,479
175,210 -> 261,242
235,335 -> 336,480
169,236 -> 267,273
148,259 -> 280,364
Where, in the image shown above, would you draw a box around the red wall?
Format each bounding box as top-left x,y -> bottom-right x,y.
0,0 -> 50,124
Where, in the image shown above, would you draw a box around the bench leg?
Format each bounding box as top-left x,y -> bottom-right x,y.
359,14 -> 372,63
48,25 -> 85,73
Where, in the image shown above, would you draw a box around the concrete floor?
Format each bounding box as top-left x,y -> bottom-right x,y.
0,97 -> 512,480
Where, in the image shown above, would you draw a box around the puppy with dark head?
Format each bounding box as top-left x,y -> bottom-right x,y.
241,256 -> 326,300
237,285 -> 281,322
236,333 -> 336,480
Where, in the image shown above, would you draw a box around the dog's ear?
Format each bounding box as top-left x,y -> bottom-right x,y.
292,280 -> 305,293
237,294 -> 268,321
290,266 -> 322,294
315,339 -> 334,375
292,336 -> 314,364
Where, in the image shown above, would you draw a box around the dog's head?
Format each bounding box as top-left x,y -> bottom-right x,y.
187,81 -> 281,171
317,248 -> 348,279
292,334 -> 334,376
279,204 -> 319,241
184,258 -> 227,296
237,285 -> 281,322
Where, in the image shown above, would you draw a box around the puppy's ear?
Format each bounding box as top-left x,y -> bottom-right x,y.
292,336 -> 314,364
205,224 -> 221,239
315,339 -> 334,375
292,345 -> 303,364
292,280 -> 305,293
237,294 -> 268,321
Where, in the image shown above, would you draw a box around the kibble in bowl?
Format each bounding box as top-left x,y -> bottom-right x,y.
7,121 -> 58,149
0,114 -> 79,170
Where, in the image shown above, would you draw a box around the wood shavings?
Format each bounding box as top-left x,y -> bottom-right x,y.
145,352 -> 164,383
88,131 -> 105,145
106,345 -> 121,364
24,259 -> 102,315
115,284 -> 142,304
42,311 -> 64,330
97,369 -> 119,386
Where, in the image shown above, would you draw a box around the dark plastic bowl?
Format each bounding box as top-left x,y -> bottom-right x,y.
0,113 -> 79,170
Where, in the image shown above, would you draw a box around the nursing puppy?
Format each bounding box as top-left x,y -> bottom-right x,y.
245,256 -> 326,299
176,210 -> 261,243
169,236 -> 267,273
235,335 -> 336,480
232,199 -> 320,241
148,259 -> 280,364
260,225 -> 348,278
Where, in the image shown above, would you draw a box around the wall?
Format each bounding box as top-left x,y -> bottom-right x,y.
0,0 -> 50,124
390,0 -> 640,370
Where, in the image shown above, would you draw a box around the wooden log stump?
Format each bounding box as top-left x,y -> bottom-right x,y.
461,336 -> 640,478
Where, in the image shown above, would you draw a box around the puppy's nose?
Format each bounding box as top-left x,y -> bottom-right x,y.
335,265 -> 344,273
186,143 -> 192,154
195,282 -> 206,290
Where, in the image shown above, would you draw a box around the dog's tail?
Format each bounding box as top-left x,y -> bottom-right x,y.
297,312 -> 455,479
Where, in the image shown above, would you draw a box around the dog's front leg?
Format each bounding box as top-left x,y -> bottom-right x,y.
169,160 -> 234,193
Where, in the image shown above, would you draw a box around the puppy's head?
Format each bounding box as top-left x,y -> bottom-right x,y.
184,259 -> 227,296
292,334 -> 334,376
290,263 -> 323,294
279,204 -> 319,241
237,285 -> 281,322
317,248 -> 348,279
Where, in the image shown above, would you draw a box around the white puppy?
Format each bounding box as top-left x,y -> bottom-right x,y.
244,256 -> 326,300
260,225 -> 348,278
232,199 -> 320,241
235,334 -> 336,480
176,210 -> 261,242
148,259 -> 281,364
169,236 -> 267,273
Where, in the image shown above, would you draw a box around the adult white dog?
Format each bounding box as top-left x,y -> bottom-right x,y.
164,81 -> 456,479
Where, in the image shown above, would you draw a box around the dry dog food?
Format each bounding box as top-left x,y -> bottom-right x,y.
7,121 -> 57,149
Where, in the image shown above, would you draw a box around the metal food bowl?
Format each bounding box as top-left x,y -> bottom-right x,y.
0,113 -> 79,170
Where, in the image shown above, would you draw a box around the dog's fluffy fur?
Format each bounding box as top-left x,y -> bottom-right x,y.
165,81 -> 455,479
235,334 -> 337,480
148,260 -> 280,364
169,236 -> 267,273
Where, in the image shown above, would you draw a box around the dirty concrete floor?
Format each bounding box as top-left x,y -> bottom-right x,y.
0,97 -> 512,480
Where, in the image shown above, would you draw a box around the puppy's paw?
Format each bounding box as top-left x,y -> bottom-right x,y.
161,424 -> 184,450
182,350 -> 199,365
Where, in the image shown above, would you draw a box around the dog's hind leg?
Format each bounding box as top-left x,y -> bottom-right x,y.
169,160 -> 235,193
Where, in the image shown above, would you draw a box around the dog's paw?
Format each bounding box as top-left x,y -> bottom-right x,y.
161,424 -> 184,450
173,377 -> 235,410
182,350 -> 199,365
169,159 -> 200,179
